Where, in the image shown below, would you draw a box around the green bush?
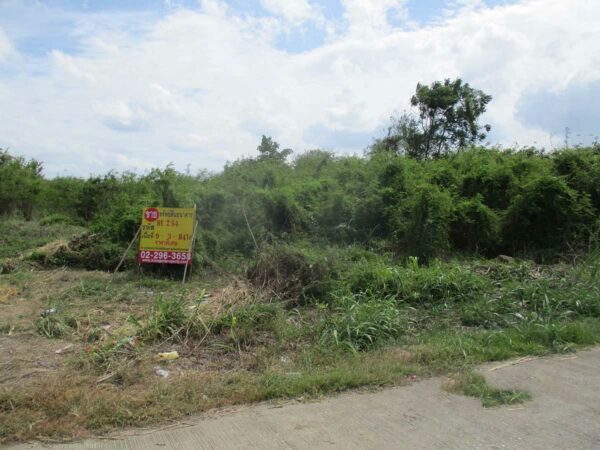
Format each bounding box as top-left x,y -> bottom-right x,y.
457,149 -> 518,210
4,142 -> 600,271
553,148 -> 600,211
394,185 -> 454,261
0,150 -> 43,220
449,196 -> 499,253
502,176 -> 592,254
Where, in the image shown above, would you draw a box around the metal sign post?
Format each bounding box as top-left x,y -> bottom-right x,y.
182,204 -> 197,284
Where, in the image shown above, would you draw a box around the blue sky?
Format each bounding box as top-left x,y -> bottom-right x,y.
0,0 -> 598,176
3,0 -> 517,56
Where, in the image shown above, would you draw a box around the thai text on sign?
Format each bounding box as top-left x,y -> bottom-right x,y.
138,207 -> 195,265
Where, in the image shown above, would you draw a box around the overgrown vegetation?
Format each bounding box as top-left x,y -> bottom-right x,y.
1,78 -> 600,443
1,252 -> 599,443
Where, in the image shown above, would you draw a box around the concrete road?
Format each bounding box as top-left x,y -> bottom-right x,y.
13,347 -> 600,449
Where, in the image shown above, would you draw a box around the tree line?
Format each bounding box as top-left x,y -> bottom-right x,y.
2,79 -> 599,263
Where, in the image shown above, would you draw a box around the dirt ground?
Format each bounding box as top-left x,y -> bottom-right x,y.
0,271 -> 111,389
0,269 -> 226,391
10,347 -> 600,450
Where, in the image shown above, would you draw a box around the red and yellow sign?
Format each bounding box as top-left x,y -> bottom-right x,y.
138,207 -> 195,265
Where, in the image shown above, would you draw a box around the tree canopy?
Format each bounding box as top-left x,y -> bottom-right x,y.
256,135 -> 293,162
373,78 -> 492,160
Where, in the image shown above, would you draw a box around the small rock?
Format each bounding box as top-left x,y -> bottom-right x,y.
42,308 -> 57,317
154,367 -> 170,378
55,344 -> 74,354
498,255 -> 515,263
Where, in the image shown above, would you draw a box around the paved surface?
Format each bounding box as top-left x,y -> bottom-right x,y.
13,348 -> 600,449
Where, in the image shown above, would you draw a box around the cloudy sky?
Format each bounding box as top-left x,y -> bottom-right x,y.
1,0 -> 599,177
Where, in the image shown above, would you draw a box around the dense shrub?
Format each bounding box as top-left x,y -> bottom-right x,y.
449,196 -> 499,253
502,176 -> 592,254
457,150 -> 517,210
553,148 -> 600,211
0,150 -> 43,220
247,245 -> 333,303
394,185 -> 454,261
3,143 -> 600,268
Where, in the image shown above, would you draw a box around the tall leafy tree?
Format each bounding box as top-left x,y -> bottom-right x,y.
374,78 -> 492,160
256,135 -> 292,162
0,149 -> 43,220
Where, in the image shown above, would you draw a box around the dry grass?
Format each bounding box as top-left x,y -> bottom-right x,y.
0,268 -> 418,444
0,270 -> 276,443
0,285 -> 19,303
2,258 -> 600,445
0,347 -> 422,444
204,277 -> 267,314
30,240 -> 69,259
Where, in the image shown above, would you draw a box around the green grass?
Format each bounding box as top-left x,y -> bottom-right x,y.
138,295 -> 189,341
35,312 -> 76,338
3,316 -> 600,443
0,218 -> 85,259
444,371 -> 531,407
2,250 -> 600,444
321,292 -> 406,352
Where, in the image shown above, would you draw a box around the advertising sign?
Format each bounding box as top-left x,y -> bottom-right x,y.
138,207 -> 195,265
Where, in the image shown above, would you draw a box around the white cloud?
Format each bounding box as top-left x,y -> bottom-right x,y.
341,0 -> 408,36
0,0 -> 599,176
0,28 -> 13,60
260,0 -> 323,26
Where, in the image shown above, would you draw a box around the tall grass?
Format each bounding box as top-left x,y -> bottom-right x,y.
139,295 -> 188,341
322,293 -> 406,352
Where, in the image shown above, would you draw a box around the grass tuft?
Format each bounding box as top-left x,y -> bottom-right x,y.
443,371 -> 531,407
138,295 -> 188,341
36,312 -> 76,338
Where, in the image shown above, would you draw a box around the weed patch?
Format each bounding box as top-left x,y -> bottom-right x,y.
322,293 -> 405,352
344,259 -> 489,306
36,312 -> 76,338
443,371 -> 531,407
138,295 -> 188,341
2,254 -> 600,444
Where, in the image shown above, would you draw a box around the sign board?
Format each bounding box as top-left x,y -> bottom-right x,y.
138,207 -> 195,265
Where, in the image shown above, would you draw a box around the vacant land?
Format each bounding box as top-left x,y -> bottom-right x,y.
2,144 -> 600,444
1,220 -> 600,445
